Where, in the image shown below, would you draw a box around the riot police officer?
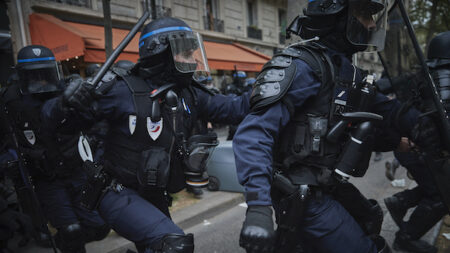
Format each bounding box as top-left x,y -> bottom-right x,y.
384,31 -> 450,253
233,0 -> 442,252
0,45 -> 110,253
42,17 -> 250,252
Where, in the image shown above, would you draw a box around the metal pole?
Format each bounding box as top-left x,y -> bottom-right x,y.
150,0 -> 157,19
397,0 -> 450,149
89,10 -> 150,88
103,0 -> 113,58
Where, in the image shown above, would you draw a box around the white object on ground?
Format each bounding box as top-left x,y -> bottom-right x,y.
442,233 -> 450,240
391,179 -> 406,188
239,202 -> 248,208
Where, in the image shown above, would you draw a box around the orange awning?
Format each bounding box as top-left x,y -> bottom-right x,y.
29,13 -> 87,61
204,42 -> 270,72
29,13 -> 271,71
29,13 -> 140,63
65,21 -> 140,63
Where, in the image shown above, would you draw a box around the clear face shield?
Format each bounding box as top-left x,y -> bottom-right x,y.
168,31 -> 211,82
18,61 -> 63,95
347,0 -> 388,52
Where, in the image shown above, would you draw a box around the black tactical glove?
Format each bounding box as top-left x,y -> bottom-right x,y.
240,205 -> 275,253
0,204 -> 34,245
62,78 -> 93,112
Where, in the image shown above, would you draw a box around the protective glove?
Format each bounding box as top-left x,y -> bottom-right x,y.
240,205 -> 275,253
0,206 -> 34,246
62,78 -> 93,112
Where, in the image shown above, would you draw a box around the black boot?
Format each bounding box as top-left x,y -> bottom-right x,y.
384,187 -> 423,228
393,200 -> 446,253
186,186 -> 203,199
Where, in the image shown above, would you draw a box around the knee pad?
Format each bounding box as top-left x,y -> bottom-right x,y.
83,224 -> 111,243
56,223 -> 86,253
152,233 -> 194,253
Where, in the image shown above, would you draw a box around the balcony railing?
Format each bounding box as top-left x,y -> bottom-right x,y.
247,26 -> 262,40
203,16 -> 224,33
46,0 -> 91,8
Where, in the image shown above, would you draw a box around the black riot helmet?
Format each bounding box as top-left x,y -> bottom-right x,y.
138,17 -> 210,84
288,0 -> 387,54
16,45 -> 63,95
427,31 -> 450,68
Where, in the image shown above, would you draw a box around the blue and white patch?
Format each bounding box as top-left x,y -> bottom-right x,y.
32,48 -> 41,56
23,130 -> 36,145
129,115 -> 137,135
147,117 -> 163,141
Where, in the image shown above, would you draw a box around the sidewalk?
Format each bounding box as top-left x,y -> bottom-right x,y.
8,147 -> 445,252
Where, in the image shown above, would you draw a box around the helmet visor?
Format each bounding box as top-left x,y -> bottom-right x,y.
347,0 -> 387,51
18,62 -> 62,94
169,31 -> 210,82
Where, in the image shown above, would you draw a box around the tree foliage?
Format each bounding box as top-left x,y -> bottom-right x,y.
408,0 -> 450,47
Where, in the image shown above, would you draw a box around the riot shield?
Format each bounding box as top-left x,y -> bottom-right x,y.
379,0 -> 450,212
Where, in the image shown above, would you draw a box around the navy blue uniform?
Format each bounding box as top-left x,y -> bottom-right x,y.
42,78 -> 250,250
234,51 -> 419,253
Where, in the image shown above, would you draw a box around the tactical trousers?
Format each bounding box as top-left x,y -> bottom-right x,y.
35,169 -> 107,228
394,151 -> 439,198
275,193 -> 377,253
98,187 -> 184,251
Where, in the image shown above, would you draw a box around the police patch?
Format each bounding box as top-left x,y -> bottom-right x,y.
32,48 -> 41,56
23,130 -> 36,145
129,115 -> 137,135
147,117 -> 163,141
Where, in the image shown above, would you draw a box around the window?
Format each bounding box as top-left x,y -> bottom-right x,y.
46,0 -> 91,8
247,0 -> 261,39
247,0 -> 257,27
203,0 -> 223,32
278,9 -> 287,44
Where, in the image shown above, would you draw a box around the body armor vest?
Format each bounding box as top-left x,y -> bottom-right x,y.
256,44 -> 378,185
1,84 -> 82,178
104,74 -> 197,193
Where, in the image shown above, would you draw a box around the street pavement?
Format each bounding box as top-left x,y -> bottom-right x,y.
6,126 -> 443,252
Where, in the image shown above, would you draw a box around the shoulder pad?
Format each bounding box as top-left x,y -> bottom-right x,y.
250,54 -> 297,112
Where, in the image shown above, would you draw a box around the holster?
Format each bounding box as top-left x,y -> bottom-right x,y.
273,171 -> 310,252
81,161 -> 110,210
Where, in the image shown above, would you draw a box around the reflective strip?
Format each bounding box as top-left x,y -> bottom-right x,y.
334,169 -> 351,178
351,136 -> 363,144
139,26 -> 192,42
139,41 -> 144,48
17,57 -> 55,63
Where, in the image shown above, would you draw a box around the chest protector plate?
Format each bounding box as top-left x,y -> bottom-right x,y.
264,44 -> 377,185
105,74 -> 197,192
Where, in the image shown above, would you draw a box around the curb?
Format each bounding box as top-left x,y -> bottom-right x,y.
100,191 -> 244,253
173,191 -> 244,230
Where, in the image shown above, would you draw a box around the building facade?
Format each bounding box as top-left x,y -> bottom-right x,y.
5,0 -> 288,87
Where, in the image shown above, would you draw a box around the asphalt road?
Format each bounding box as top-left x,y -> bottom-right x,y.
186,152 -> 441,253
186,202 -> 246,253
